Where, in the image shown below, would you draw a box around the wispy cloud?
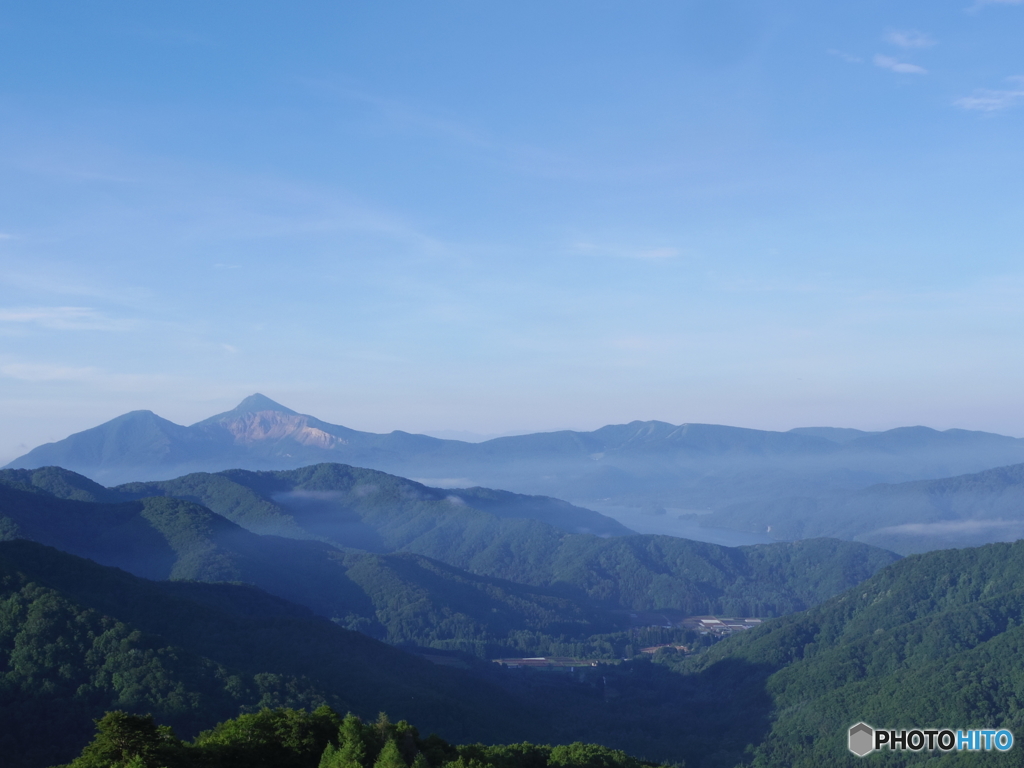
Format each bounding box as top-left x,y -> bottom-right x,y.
572,242 -> 681,260
871,519 -> 1024,537
0,362 -> 166,389
827,49 -> 862,64
967,0 -> 1023,11
0,306 -> 134,331
955,77 -> 1024,111
410,478 -> 475,488
299,78 -> 609,181
884,30 -> 937,48
873,55 -> 928,75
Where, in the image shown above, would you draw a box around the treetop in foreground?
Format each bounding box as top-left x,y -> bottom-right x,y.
60,707 -> 665,768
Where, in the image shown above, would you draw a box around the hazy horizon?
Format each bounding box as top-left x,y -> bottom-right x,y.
6,389 -> 1024,468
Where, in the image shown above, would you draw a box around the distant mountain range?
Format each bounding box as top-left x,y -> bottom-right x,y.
704,461 -> 1024,555
9,395 -> 1024,524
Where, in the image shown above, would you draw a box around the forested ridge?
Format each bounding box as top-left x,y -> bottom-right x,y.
0,540 -> 546,768
10,464 -> 1022,767
0,466 -> 899,657
0,540 -> 756,768
5,511 -> 1024,766
654,539 -> 1024,766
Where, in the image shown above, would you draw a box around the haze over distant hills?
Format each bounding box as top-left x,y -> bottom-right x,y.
0,464 -> 898,654
4,488 -> 1021,768
0,460 -> 902,767
10,394 -> 1024,508
4,428 -> 1019,767
704,461 -> 1024,555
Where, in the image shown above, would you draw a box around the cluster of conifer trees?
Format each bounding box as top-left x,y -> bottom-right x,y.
61,708 -> 657,768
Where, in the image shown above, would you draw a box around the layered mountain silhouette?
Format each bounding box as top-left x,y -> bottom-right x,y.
9,396 -> 1024,521
7,399 -> 1024,768
0,462 -> 903,767
705,461 -> 1024,554
0,465 -> 899,651
6,479 -> 1023,768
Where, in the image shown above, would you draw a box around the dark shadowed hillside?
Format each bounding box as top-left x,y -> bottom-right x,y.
0,540 -> 547,768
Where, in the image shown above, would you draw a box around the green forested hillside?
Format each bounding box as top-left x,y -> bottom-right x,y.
0,540 -> 547,768
653,539 -> 1024,766
435,534 -> 898,615
107,465 -> 898,612
0,539 -> 760,768
0,478 -> 622,656
0,467 -> 899,656
333,551 -> 613,652
116,463 -> 633,540
13,497 -> 1024,767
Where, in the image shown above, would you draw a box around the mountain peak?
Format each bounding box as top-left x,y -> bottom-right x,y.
231,394 -> 297,415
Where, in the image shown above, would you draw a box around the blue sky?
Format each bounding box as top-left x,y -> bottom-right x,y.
2,0 -> 1023,460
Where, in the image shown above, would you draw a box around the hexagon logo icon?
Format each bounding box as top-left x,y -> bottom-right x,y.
849,722 -> 874,757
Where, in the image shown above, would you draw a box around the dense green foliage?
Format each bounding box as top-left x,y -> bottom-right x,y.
0,540 -> 546,768
0,537 -> 813,768
61,708 -> 658,768
17,524 -> 1024,767
651,539 -> 1024,766
17,463 -> 996,768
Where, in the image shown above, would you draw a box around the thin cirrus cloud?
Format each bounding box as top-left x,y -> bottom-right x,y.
967,0 -> 1023,11
827,49 -> 862,64
873,54 -> 928,74
955,77 -> 1024,111
304,78 -> 578,179
884,29 -> 937,48
0,306 -> 134,331
0,362 -> 165,389
572,242 -> 681,260
873,520 -> 1024,537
